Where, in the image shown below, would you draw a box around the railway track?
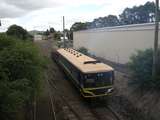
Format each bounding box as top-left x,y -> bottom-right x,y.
88,100 -> 122,120
36,40 -> 124,120
48,77 -> 100,120
48,78 -> 82,120
46,78 -> 57,120
48,77 -> 122,120
91,107 -> 120,120
47,58 -> 122,120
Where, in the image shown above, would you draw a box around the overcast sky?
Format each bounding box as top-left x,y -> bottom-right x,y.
0,0 -> 154,31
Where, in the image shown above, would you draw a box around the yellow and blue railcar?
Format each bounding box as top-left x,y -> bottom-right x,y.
52,48 -> 114,98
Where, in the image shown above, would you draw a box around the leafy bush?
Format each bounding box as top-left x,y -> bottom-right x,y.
54,31 -> 61,40
0,34 -> 16,50
77,47 -> 89,55
6,25 -> 33,41
0,34 -> 45,120
128,48 -> 160,90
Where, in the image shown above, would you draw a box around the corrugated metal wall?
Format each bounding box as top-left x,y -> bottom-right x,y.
73,23 -> 160,64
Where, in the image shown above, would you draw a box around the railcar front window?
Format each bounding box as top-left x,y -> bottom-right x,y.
96,72 -> 112,87
84,74 -> 95,87
85,79 -> 95,87
84,72 -> 113,88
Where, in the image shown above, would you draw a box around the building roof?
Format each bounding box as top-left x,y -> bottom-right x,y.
57,48 -> 114,73
74,22 -> 157,33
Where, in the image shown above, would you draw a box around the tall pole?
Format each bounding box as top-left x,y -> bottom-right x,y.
152,0 -> 159,80
63,16 -> 65,47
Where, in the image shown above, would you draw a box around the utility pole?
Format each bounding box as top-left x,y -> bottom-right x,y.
63,16 -> 65,48
152,0 -> 159,80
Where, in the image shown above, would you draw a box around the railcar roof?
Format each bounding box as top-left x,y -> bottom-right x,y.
57,48 -> 114,74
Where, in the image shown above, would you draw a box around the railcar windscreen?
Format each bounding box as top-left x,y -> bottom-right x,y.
84,71 -> 113,88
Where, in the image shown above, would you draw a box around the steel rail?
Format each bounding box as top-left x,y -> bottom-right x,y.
48,78 -> 83,120
46,79 -> 57,120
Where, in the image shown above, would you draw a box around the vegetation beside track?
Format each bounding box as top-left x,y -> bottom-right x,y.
128,48 -> 160,90
0,26 -> 46,120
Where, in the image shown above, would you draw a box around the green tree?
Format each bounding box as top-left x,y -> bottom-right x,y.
69,22 -> 88,40
54,31 -> 62,40
119,2 -> 156,25
49,27 -> 55,33
0,34 -> 45,120
106,15 -> 120,26
44,29 -> 50,36
70,22 -> 88,31
88,15 -> 120,28
6,25 -> 31,40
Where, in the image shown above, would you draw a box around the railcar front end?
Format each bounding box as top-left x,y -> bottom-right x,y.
52,48 -> 114,98
80,71 -> 114,98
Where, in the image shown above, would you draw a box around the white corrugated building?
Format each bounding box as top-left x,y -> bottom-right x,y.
73,23 -> 160,64
34,35 -> 43,41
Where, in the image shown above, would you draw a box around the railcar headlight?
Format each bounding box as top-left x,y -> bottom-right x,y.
107,88 -> 113,93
